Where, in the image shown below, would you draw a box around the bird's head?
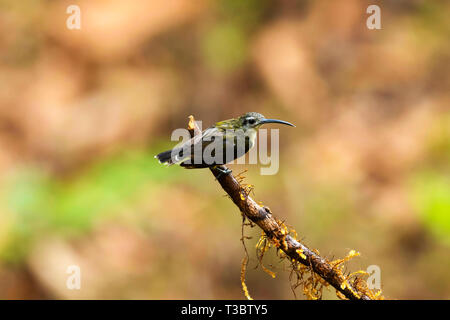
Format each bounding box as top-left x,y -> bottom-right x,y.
237,112 -> 295,131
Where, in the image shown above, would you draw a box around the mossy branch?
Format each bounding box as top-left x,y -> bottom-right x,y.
187,115 -> 378,300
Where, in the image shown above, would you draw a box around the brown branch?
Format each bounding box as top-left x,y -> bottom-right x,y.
187,115 -> 372,300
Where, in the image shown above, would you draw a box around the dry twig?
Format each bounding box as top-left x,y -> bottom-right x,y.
187,115 -> 375,300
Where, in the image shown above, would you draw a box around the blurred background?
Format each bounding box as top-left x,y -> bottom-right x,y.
0,0 -> 449,299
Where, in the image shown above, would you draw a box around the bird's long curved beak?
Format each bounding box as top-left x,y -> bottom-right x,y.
259,119 -> 296,127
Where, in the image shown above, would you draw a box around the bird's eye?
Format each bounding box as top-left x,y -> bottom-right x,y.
247,118 -> 256,125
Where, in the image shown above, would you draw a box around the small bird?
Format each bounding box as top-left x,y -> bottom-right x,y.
155,112 -> 295,176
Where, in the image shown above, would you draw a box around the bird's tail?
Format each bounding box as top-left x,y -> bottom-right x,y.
155,149 -> 175,165
155,148 -> 186,165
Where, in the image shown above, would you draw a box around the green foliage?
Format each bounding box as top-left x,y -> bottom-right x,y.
0,149 -> 178,262
427,114 -> 450,164
417,1 -> 450,34
201,0 -> 270,74
410,170 -> 450,244
408,113 -> 450,245
202,22 -> 248,74
217,0 -> 270,29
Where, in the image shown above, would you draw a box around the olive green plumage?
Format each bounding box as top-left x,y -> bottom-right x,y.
155,112 -> 294,169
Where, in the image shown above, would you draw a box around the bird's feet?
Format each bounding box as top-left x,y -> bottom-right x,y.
214,166 -> 232,180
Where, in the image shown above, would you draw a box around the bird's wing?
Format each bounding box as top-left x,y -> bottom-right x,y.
169,127 -> 220,164
198,129 -> 245,165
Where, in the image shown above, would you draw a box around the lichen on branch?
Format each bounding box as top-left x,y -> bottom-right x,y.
187,115 -> 383,300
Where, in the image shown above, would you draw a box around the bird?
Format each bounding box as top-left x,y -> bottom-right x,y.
155,112 -> 295,176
